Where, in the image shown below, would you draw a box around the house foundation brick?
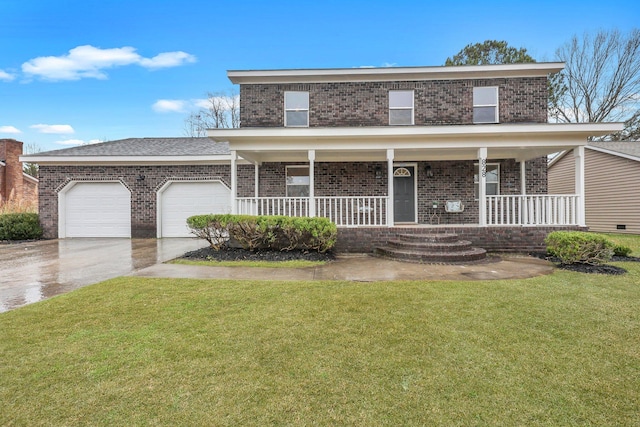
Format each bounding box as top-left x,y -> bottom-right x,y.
336,225 -> 586,253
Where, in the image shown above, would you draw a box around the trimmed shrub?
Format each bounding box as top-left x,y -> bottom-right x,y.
0,213 -> 43,241
187,214 -> 337,253
545,231 -> 614,265
613,244 -> 632,257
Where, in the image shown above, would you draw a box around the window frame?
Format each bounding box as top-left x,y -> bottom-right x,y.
284,91 -> 309,127
473,86 -> 499,124
389,90 -> 414,125
285,165 -> 310,197
474,162 -> 500,199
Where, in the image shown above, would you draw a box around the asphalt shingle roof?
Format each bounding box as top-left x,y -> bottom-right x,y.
589,140 -> 640,159
33,137 -> 230,157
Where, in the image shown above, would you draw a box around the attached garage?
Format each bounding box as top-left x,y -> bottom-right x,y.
158,180 -> 231,237
60,181 -> 131,238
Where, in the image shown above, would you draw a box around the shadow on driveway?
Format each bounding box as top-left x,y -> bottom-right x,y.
0,238 -> 207,313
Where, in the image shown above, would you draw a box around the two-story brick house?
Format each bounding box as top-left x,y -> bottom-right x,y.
23,63 -> 622,252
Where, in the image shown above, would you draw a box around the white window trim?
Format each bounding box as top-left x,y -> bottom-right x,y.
389,90 -> 414,125
473,86 -> 499,124
284,91 -> 309,127
285,165 -> 310,197
474,162 -> 500,199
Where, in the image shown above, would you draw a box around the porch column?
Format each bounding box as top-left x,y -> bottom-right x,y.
387,149 -> 394,227
308,150 -> 315,217
574,146 -> 586,226
254,164 -> 259,198
478,147 -> 487,226
230,150 -> 237,214
520,160 -> 527,195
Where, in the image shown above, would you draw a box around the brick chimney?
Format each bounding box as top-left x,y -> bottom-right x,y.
0,139 -> 24,202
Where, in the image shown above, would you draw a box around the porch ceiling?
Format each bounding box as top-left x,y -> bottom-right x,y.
212,123 -> 624,164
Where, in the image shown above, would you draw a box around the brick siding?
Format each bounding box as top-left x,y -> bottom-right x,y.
240,77 -> 548,127
258,158 -> 547,225
0,139 -> 25,203
38,164 -> 255,238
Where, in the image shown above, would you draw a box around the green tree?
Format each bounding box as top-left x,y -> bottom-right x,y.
444,40 -> 536,66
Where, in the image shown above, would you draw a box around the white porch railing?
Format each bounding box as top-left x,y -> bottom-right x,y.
486,195 -> 579,226
316,196 -> 387,226
236,196 -> 388,226
236,197 -> 310,217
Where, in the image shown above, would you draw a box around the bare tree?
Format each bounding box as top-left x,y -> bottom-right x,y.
183,89 -> 240,137
550,29 -> 640,127
22,142 -> 42,177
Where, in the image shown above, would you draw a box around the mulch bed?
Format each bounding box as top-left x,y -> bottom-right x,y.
182,246 -> 336,262
531,252 -> 639,275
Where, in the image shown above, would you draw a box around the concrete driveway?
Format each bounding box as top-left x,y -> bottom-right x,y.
0,238 -> 207,313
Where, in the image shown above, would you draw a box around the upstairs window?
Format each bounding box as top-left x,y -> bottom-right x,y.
286,166 -> 310,197
389,90 -> 414,125
473,87 -> 499,123
474,163 -> 500,198
284,91 -> 309,127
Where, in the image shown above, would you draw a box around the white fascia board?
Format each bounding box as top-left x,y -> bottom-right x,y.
22,173 -> 39,183
586,145 -> 640,162
209,123 -> 625,143
547,150 -> 571,168
228,62 -> 566,84
19,155 -> 240,165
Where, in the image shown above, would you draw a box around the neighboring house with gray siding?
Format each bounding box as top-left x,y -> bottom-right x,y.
549,141 -> 640,234
22,62 -> 622,252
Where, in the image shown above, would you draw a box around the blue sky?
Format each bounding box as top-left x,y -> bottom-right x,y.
1,0 -> 638,152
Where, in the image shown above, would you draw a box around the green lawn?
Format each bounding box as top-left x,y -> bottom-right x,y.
598,232 -> 640,256
1,263 -> 639,426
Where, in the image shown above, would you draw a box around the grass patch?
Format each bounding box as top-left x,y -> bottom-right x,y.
171,258 -> 325,268
1,265 -> 640,425
596,232 -> 640,256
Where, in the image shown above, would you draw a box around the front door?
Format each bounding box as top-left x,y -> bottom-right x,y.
393,166 -> 415,223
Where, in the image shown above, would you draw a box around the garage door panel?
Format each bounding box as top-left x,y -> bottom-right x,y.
64,182 -> 131,238
161,182 -> 230,237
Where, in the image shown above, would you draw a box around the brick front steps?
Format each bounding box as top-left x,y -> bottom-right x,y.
374,233 -> 487,264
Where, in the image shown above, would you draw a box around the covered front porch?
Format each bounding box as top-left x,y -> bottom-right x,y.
210,123 -> 622,230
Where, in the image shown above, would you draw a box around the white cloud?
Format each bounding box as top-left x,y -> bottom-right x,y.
22,45 -> 197,81
152,99 -> 187,113
30,124 -> 75,134
0,125 -> 21,134
139,51 -> 196,69
55,138 -> 102,146
0,70 -> 15,81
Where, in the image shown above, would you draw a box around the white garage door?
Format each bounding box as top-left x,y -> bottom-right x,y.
160,181 -> 231,237
64,182 -> 131,237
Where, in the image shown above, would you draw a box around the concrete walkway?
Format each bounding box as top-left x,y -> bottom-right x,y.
0,238 -> 208,312
133,254 -> 554,282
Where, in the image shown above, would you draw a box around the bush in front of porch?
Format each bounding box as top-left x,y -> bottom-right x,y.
545,231 -> 615,265
187,214 -> 337,253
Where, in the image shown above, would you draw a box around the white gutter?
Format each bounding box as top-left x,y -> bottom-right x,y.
228,62 -> 566,84
19,154 -> 242,166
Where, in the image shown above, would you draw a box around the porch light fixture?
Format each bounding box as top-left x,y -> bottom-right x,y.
425,164 -> 433,177
375,166 -> 383,179
137,174 -> 145,181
